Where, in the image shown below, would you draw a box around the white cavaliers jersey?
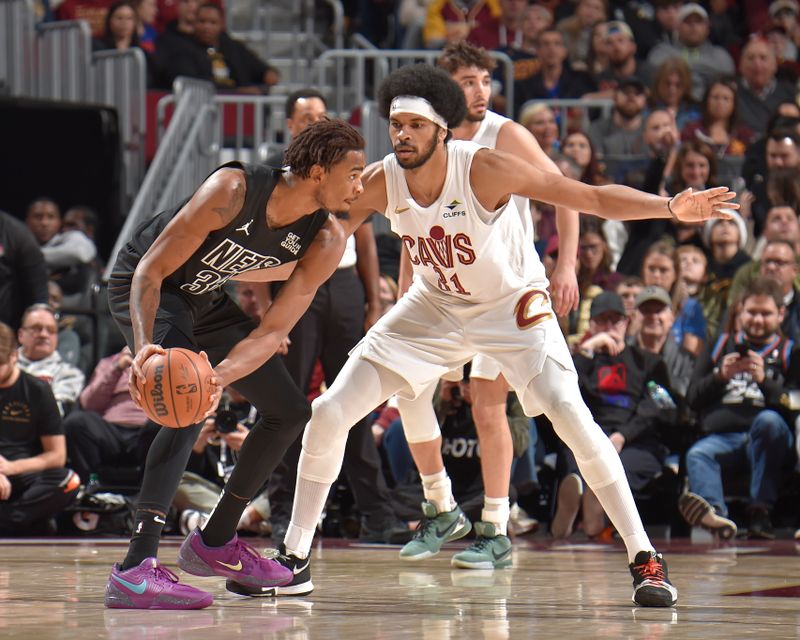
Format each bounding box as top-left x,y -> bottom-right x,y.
383,140 -> 547,303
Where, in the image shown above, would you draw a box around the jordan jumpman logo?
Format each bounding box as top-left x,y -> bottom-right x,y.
236,219 -> 254,236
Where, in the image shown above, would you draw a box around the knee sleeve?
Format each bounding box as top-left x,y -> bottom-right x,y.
544,397 -> 625,490
397,382 -> 440,443
298,394 -> 353,484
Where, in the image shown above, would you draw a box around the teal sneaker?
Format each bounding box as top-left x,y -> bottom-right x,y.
399,501 -> 471,561
451,522 -> 512,570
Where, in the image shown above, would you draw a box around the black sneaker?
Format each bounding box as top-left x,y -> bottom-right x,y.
629,551 -> 678,607
226,545 -> 313,597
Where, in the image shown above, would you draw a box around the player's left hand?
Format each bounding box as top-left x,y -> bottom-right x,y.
548,263 -> 579,316
668,187 -> 739,223
202,352 -> 223,419
0,473 -> 11,501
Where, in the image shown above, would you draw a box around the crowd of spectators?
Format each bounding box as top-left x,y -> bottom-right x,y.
4,0 -> 800,542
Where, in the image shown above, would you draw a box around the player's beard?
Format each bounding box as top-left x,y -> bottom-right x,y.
465,107 -> 486,123
395,129 -> 438,170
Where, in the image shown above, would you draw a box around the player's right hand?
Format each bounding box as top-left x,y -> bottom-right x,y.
129,343 -> 166,407
0,473 -> 11,501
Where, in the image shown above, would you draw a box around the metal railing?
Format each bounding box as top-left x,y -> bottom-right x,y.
518,98 -> 614,138
105,78 -> 218,278
0,0 -> 35,96
314,48 -> 516,121
92,48 -> 147,210
36,20 -> 92,101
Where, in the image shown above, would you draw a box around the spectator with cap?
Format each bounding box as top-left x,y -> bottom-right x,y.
769,0 -> 800,53
585,21 -> 647,99
587,77 -> 648,157
682,277 -> 799,540
629,285 -> 696,403
646,2 -> 735,102
736,36 -> 797,137
552,290 -> 676,539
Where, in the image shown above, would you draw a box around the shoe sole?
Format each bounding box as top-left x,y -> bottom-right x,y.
399,520 -> 472,562
226,579 -> 314,597
451,556 -> 512,570
551,474 -> 583,539
632,586 -> 678,607
679,493 -> 737,540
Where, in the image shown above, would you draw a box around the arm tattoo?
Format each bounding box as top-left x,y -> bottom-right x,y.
211,178 -> 246,225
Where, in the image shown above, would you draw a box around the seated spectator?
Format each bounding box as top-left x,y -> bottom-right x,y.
699,212 -> 751,340
630,285 -> 696,403
586,20 -> 609,76
587,21 -> 647,98
750,131 -> 800,233
519,103 -> 559,158
646,3 -> 735,102
24,198 -> 97,309
681,78 -> 754,159
731,206 -> 800,300
677,244 -> 708,298
513,28 -> 596,116
0,322 -> 80,533
423,0 -> 502,50
682,277 -> 798,540
492,2 -> 553,114
765,23 -> 800,85
62,346 -> 150,488
588,78 -> 648,158
648,57 -> 700,133
616,275 -> 643,337
154,0 -> 197,89
93,1 -> 140,51
556,0 -> 607,72
561,131 -> 609,186
552,291 -> 676,538
742,104 -> 800,191
736,36 -> 797,137
666,140 -> 721,198
0,211 -> 48,332
135,0 -> 157,55
16,304 -> 85,416
396,0 -> 434,49
157,2 -> 279,92
770,0 -> 800,53
642,241 -> 706,356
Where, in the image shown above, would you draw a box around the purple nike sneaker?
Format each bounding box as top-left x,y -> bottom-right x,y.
104,558 -> 213,609
177,528 -> 293,588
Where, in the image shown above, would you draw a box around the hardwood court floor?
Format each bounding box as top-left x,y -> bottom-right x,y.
0,536 -> 799,639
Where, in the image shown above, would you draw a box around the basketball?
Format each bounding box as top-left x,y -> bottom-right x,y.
136,348 -> 214,428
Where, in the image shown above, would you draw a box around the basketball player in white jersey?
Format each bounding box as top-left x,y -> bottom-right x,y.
392,42 -> 580,569
229,64 -> 737,607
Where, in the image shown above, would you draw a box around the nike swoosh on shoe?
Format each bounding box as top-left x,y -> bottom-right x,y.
111,574 -> 148,594
293,560 -> 310,576
217,560 -> 243,571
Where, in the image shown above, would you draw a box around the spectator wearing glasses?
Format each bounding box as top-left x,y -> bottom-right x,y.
16,305 -> 85,417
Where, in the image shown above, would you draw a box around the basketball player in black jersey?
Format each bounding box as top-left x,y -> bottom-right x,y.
102,119 -> 366,610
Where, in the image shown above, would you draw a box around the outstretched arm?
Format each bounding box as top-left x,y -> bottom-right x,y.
212,216 -> 347,388
470,148 -> 738,223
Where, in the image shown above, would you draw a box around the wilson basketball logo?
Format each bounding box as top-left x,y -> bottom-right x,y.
148,364 -> 169,418
515,289 -> 552,330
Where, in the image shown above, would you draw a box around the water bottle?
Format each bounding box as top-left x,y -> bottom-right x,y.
647,381 -> 676,410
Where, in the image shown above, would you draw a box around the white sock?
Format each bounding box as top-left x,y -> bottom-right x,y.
482,496 -> 510,536
420,470 -> 456,513
592,479 -> 653,563
284,477 -> 330,559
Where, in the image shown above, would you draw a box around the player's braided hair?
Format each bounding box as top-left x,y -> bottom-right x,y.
284,119 -> 365,179
377,64 -> 467,133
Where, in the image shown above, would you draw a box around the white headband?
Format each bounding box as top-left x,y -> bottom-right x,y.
389,95 -> 448,130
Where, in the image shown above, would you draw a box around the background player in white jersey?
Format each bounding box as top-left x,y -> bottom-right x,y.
394,42 -> 580,568
229,64 -> 737,607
